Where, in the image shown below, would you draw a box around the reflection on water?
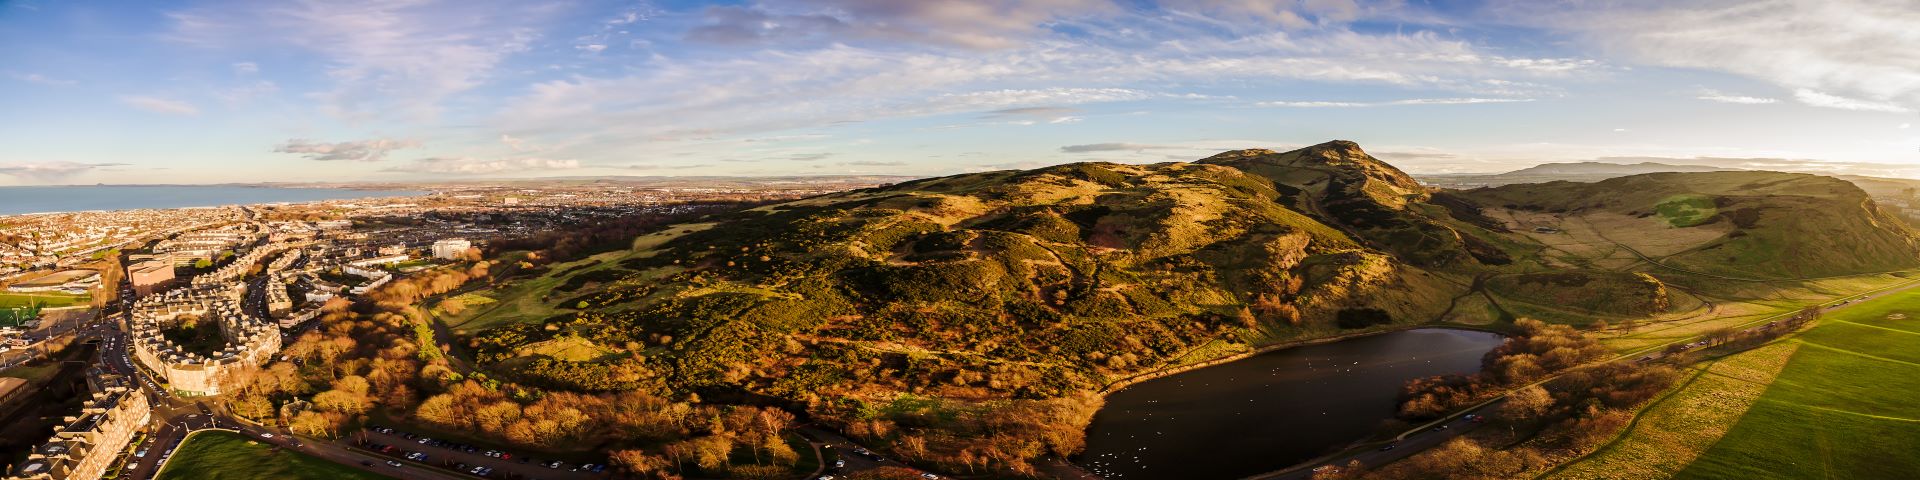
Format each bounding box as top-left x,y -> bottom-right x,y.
1078,328 -> 1503,479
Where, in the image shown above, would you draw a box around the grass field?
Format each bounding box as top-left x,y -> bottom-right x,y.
157,431 -> 392,480
443,222 -> 710,332
0,292 -> 90,309
1548,342 -> 1801,479
1670,287 -> 1920,479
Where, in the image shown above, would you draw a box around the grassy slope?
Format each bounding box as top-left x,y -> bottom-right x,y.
157,431 -> 392,480
445,223 -> 711,332
1548,341 -> 1801,479
1460,171 -> 1920,280
1673,288 -> 1920,479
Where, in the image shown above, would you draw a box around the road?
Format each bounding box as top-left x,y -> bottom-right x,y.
1244,276 -> 1920,480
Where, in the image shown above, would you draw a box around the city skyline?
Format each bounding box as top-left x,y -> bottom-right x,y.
3,0 -> 1919,185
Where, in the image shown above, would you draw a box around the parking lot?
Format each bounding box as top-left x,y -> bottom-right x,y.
359,426 -> 609,480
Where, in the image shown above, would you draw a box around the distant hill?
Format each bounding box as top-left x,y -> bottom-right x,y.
440,141 -> 1920,474
1420,162 -> 1920,211
1456,171 -> 1920,279
1503,161 -> 1738,176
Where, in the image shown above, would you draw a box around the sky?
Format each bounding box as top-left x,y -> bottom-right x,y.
1,0 -> 1918,185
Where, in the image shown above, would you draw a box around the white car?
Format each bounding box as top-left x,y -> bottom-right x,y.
259,433 -> 274,439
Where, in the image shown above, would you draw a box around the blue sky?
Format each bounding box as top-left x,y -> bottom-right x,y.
1,0 -> 1917,185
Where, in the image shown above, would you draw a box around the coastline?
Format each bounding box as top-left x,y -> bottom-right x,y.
0,186 -> 429,217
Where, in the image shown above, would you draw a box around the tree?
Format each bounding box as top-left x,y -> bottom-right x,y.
1498,385 -> 1554,436
609,449 -> 669,476
194,258 -> 213,269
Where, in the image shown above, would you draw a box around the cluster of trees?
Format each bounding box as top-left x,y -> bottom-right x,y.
228,254 -> 821,478
825,393 -> 1102,476
1399,319 -> 1613,418
222,260 -> 490,438
1353,359 -> 1681,479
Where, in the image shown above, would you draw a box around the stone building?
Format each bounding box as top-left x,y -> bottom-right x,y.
8,370 -> 149,480
128,285 -> 281,396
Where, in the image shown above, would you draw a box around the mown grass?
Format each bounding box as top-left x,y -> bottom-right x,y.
157,431 -> 392,480
1547,341 -> 1800,479
1674,288 -> 1920,479
0,292 -> 89,309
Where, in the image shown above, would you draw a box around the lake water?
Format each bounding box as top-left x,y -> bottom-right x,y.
1078,328 -> 1504,479
0,185 -> 427,216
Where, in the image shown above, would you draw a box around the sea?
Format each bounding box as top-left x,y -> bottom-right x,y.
0,185 -> 428,216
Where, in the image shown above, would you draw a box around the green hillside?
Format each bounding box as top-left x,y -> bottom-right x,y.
1458,171 -> 1920,280
441,141 -> 1920,474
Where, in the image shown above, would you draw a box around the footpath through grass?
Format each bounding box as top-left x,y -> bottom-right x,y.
157,431 -> 392,480
1671,288 -> 1920,479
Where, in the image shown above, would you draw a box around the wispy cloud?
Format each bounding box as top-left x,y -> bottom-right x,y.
9,72 -> 75,86
118,95 -> 199,115
167,0 -> 550,121
1497,0 -> 1920,113
1257,97 -> 1532,108
1696,89 -> 1778,104
0,162 -> 129,179
272,138 -> 420,162
385,157 -> 580,174
840,160 -> 908,167
1793,88 -> 1912,113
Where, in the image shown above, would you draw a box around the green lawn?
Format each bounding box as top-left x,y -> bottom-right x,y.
0,292 -> 90,309
1675,288 -> 1920,479
156,431 -> 392,480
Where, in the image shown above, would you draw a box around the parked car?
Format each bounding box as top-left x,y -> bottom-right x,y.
386,461 -> 404,467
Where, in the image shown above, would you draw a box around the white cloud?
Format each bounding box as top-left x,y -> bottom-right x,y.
1902,123 -> 1912,129
231,62 -> 258,75
272,138 -> 420,162
1497,0 -> 1920,112
1257,97 -> 1531,107
683,0 -> 1113,50
384,157 -> 579,174
499,24 -> 1586,150
1793,89 -> 1913,113
1696,90 -> 1778,104
167,0 -> 549,121
118,95 -> 200,115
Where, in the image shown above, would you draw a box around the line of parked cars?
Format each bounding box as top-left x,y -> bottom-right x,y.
365,424 -> 609,476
